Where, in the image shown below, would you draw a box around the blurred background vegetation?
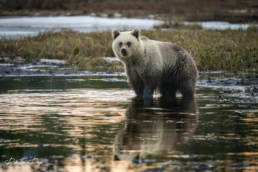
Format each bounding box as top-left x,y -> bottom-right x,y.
0,0 -> 258,73
0,0 -> 258,23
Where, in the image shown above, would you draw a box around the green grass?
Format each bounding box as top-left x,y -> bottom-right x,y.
0,27 -> 258,73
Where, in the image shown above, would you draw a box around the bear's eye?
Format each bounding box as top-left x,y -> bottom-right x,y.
119,42 -> 122,47
127,42 -> 131,47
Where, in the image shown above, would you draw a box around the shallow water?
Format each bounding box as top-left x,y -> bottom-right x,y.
0,76 -> 258,172
0,16 -> 162,38
186,21 -> 257,30
1,16 -> 257,39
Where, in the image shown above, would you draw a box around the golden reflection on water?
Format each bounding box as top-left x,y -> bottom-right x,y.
0,88 -> 198,172
1,87 -> 258,171
0,89 -> 133,172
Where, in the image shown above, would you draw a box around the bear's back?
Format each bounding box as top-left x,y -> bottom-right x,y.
140,36 -> 149,41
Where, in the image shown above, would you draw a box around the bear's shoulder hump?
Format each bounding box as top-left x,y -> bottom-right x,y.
170,44 -> 186,53
140,36 -> 149,41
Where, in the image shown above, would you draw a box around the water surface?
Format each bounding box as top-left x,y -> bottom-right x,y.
0,76 -> 258,172
1,16 -> 257,39
0,16 -> 162,38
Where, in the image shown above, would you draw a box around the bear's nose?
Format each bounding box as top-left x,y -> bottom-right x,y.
121,48 -> 127,56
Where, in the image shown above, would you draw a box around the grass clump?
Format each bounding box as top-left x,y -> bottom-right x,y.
247,24 -> 258,32
0,29 -> 120,71
154,15 -> 203,30
143,29 -> 258,73
154,22 -> 203,30
0,28 -> 258,73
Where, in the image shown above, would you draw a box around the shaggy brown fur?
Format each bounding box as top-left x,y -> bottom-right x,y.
112,28 -> 198,98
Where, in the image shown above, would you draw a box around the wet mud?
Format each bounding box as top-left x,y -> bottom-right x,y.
0,60 -> 124,77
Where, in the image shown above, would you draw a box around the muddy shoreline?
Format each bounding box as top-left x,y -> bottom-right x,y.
0,63 -> 125,77
0,58 -> 124,77
1,61 -> 257,102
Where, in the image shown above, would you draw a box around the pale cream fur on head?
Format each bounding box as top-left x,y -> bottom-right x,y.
112,28 -> 142,61
111,28 -> 198,98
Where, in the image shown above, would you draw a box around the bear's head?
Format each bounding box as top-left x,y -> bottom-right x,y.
112,28 -> 141,60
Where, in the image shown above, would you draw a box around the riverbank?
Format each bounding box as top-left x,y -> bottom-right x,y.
1,27 -> 258,73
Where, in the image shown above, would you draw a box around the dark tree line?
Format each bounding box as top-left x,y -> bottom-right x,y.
0,0 -> 257,22
0,0 -> 72,10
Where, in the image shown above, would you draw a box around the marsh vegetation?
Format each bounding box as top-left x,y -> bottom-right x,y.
1,26 -> 258,73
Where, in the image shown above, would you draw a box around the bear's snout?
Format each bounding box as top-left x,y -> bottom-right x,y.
121,48 -> 127,56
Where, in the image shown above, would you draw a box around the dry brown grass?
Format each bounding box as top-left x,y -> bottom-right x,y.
0,27 -> 258,73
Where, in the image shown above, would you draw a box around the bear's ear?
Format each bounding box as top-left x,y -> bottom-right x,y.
112,29 -> 120,40
131,28 -> 140,40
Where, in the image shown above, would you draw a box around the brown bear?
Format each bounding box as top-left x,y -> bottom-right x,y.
112,28 -> 198,98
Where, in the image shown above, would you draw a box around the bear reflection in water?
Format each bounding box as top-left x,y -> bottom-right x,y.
113,97 -> 198,161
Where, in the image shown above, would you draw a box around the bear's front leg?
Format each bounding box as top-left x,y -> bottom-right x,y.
143,84 -> 153,98
125,65 -> 144,97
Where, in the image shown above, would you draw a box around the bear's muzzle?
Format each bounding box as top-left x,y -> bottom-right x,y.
121,48 -> 127,56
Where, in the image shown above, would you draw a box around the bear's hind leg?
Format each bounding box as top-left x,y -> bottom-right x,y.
159,83 -> 176,98
179,82 -> 195,98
